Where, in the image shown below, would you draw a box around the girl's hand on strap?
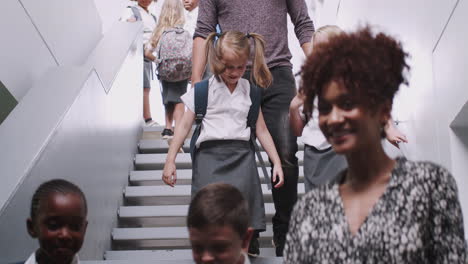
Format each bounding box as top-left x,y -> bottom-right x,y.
272,164 -> 284,188
162,162 -> 177,187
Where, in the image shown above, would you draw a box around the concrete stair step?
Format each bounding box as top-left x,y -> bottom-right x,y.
134,151 -> 304,170
112,224 -> 274,250
138,138 -> 305,154
104,249 -> 280,261
142,125 -> 166,132
118,203 -> 276,227
123,184 -> 305,206
139,139 -> 191,154
87,255 -> 282,264
129,167 -> 305,186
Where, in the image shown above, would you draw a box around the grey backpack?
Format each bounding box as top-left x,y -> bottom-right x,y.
155,26 -> 193,82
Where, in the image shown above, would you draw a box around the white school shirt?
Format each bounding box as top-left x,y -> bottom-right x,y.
300,98 -> 330,150
25,252 -> 80,264
120,5 -> 157,45
183,7 -> 198,37
181,76 -> 252,147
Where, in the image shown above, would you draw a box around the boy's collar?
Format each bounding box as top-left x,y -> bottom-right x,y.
25,251 -> 80,264
242,252 -> 251,264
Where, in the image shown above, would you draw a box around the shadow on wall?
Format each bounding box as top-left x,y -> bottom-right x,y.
0,80 -> 17,125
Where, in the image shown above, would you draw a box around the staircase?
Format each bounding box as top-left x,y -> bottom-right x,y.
84,125 -> 306,264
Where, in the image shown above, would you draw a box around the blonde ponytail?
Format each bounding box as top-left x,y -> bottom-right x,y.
205,32 -> 226,76
248,33 -> 272,88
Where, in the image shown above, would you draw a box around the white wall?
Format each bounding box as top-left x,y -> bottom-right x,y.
0,0 -> 102,102
310,0 -> 468,236
0,21 -> 143,261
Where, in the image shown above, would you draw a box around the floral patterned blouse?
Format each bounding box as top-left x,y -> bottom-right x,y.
284,157 -> 467,263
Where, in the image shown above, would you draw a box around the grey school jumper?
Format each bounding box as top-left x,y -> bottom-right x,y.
194,0 -> 314,68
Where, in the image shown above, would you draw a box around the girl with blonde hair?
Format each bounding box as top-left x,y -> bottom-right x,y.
163,31 -> 283,256
146,0 -> 191,139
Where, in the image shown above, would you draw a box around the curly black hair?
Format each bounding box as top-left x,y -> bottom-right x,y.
30,179 -> 87,224
300,26 -> 410,118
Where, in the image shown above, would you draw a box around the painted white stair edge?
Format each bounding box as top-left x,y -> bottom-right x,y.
119,203 -> 276,218
134,151 -> 305,166
139,138 -> 305,152
112,224 -> 273,241
129,167 -> 305,183
124,184 -> 305,198
104,248 -> 278,260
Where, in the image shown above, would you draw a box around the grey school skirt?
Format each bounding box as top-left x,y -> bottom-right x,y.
160,79 -> 188,105
303,145 -> 347,192
192,140 -> 266,231
143,59 -> 152,88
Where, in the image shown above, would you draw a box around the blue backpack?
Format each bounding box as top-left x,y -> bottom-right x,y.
189,79 -> 272,189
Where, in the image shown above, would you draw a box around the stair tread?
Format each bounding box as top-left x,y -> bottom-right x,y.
124,184 -> 305,197
139,139 -> 191,153
139,138 -> 305,152
130,167 -> 305,182
105,248 -> 279,260
119,203 -> 276,218
113,224 -> 273,240
134,151 -> 304,170
87,256 -> 282,264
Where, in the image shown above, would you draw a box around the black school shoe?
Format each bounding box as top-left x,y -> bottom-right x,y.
248,234 -> 260,257
161,129 -> 174,139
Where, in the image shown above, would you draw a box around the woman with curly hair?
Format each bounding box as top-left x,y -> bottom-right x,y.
284,26 -> 466,263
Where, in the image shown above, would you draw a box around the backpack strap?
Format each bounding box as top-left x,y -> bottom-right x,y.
129,6 -> 142,21
129,6 -> 157,23
248,85 -> 272,189
189,79 -> 209,159
247,84 -> 262,134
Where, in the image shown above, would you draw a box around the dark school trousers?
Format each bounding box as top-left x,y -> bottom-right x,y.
244,66 -> 299,255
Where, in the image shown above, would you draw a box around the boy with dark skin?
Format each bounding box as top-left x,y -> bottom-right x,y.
26,179 -> 88,264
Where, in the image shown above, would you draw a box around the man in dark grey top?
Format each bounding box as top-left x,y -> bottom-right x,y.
191,0 -> 314,257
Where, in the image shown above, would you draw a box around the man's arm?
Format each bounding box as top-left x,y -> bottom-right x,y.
191,0 -> 217,85
301,42 -> 312,56
287,0 -> 315,54
191,37 -> 207,85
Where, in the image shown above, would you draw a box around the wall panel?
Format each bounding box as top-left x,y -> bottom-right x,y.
0,0 -> 57,101
432,0 -> 468,234
20,0 -> 103,66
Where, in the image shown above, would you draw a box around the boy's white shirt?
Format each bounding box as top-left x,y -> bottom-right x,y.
242,252 -> 251,264
181,76 -> 252,147
25,252 -> 79,264
183,7 -> 198,37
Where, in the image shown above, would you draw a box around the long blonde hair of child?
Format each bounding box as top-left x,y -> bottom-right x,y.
150,0 -> 185,49
205,31 -> 273,89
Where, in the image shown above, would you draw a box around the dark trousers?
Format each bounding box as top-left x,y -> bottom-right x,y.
244,66 -> 299,256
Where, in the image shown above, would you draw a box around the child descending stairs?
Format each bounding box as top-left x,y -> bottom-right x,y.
83,125 -> 306,264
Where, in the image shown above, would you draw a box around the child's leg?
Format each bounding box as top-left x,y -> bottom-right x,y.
173,103 -> 185,128
164,103 -> 175,130
143,59 -> 153,121
143,87 -> 152,120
